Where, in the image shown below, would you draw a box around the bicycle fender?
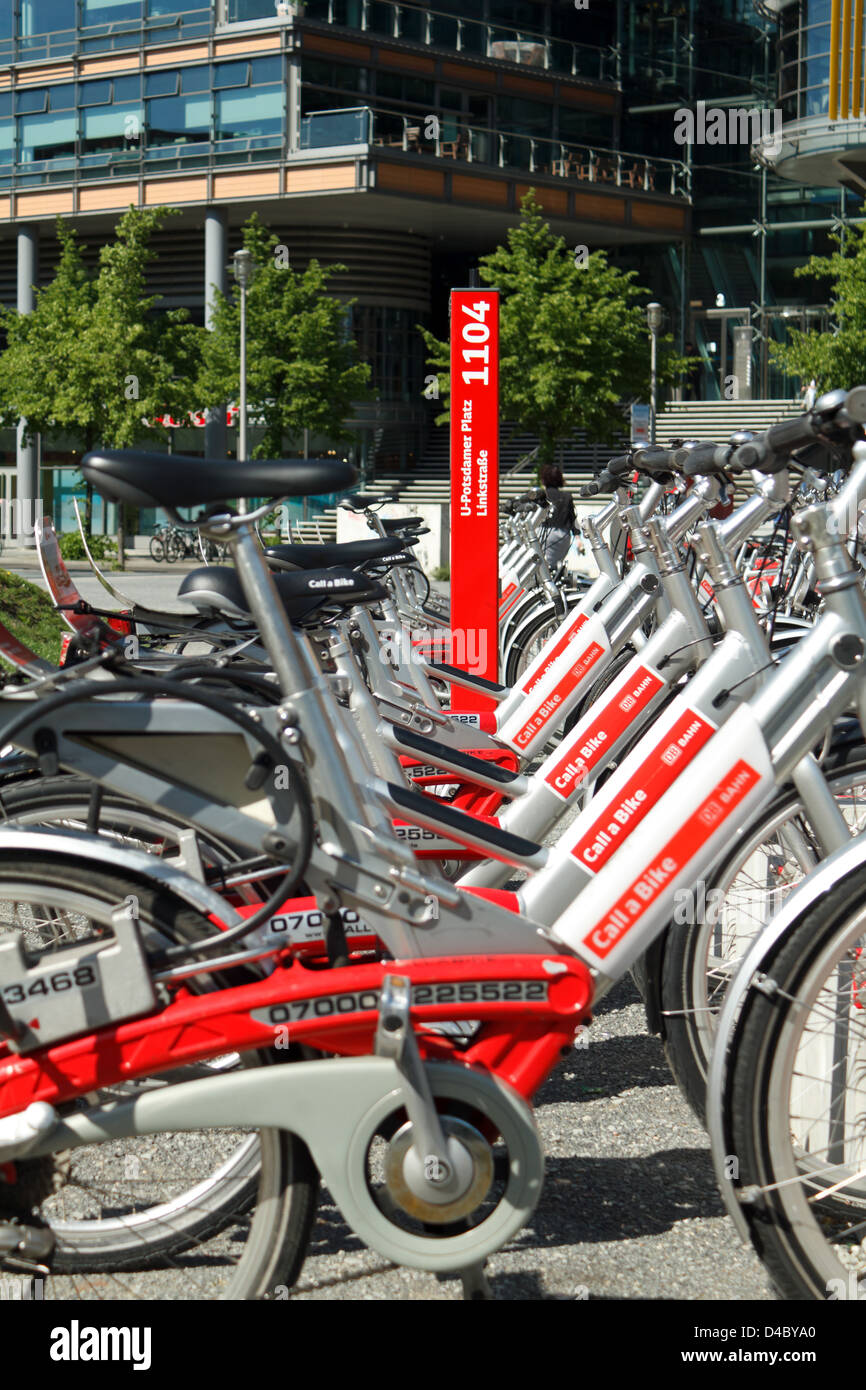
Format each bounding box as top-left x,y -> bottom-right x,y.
0,826 -> 243,931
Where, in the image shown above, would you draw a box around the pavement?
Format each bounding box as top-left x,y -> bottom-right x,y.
4,546 -> 206,614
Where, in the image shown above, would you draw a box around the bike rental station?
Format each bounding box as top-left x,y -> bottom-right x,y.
0,270 -> 865,1349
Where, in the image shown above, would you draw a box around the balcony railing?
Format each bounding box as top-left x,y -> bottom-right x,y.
305,106 -> 692,200
0,108 -> 691,201
0,3 -> 610,81
301,0 -> 615,83
0,135 -> 284,189
0,8 -> 212,65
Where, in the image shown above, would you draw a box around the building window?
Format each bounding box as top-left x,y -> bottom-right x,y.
82,103 -> 143,155
214,61 -> 251,88
80,81 -> 113,106
19,0 -> 76,38
49,84 -> 76,109
114,76 -> 142,102
81,0 -> 143,22
182,66 -> 211,93
215,85 -> 283,141
147,0 -> 206,14
224,0 -> 278,18
147,93 -> 212,146
16,90 -> 48,115
19,111 -> 77,163
145,71 -> 180,97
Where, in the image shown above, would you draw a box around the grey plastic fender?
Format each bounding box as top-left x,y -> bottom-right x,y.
0,825 -> 243,931
706,831 -> 866,1243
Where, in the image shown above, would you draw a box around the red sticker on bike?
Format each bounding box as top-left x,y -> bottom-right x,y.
499,580 -> 525,618
520,610 -> 590,695
569,708 -> 716,870
544,665 -> 664,800
582,759 -> 761,959
511,641 -> 605,750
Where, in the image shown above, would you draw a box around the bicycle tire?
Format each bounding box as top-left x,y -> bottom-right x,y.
149,536 -> 166,563
656,738 -> 866,1123
503,601 -> 569,687
0,853 -> 316,1295
725,861 -> 866,1299
165,532 -> 184,564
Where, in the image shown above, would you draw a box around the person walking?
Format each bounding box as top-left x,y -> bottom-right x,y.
533,463 -> 576,572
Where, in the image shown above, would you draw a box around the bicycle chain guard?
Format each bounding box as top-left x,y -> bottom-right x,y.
0,903 -> 156,1053
28,1054 -> 544,1276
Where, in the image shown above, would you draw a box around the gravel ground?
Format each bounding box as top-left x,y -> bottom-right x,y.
288,975 -> 773,1302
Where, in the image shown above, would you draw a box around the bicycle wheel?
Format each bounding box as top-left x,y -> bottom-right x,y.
0,775 -> 255,887
503,602 -> 568,687
165,532 -> 184,564
149,535 -> 166,563
657,739 -> 866,1122
726,862 -> 866,1300
0,855 -> 317,1297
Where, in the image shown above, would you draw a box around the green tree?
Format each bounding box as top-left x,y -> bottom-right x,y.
769,217 -> 866,391
198,213 -> 372,459
0,207 -> 201,558
420,192 -> 683,461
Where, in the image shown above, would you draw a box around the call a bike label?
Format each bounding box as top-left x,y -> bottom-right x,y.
569,708 -> 716,870
512,641 -> 605,751
582,759 -> 761,959
544,664 -> 664,800
520,611 -> 590,695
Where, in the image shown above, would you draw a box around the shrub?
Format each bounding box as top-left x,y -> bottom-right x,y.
58,531 -> 118,562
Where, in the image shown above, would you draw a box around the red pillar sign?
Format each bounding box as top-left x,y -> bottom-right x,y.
450,288 -> 500,708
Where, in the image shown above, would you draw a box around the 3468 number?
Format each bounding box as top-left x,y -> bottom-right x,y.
2,965 -> 97,1005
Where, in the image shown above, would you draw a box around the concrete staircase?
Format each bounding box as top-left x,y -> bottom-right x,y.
369,400 -> 802,504
653,399 -> 800,444
292,400 -> 802,537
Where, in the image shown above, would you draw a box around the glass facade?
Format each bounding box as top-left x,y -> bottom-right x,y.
0,56 -> 285,183
777,0 -> 849,119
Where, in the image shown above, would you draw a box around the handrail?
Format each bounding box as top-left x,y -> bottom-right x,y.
305,0 -> 613,82
0,106 -> 689,201
307,105 -> 690,199
507,445 -> 541,478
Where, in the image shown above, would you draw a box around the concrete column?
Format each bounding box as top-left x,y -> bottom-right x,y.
16,224 -> 39,547
287,51 -> 301,153
732,324 -> 754,400
204,208 -> 228,459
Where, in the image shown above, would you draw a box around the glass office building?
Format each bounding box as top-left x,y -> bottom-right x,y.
0,2 -> 852,512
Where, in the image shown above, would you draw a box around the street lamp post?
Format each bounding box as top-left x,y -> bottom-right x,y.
646,301 -> 663,445
233,247 -> 255,514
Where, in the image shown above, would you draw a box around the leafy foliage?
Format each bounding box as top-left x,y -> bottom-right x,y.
769,218 -> 866,390
57,531 -> 117,562
0,208 -> 200,547
198,214 -> 372,458
420,192 -> 683,460
0,208 -> 198,452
